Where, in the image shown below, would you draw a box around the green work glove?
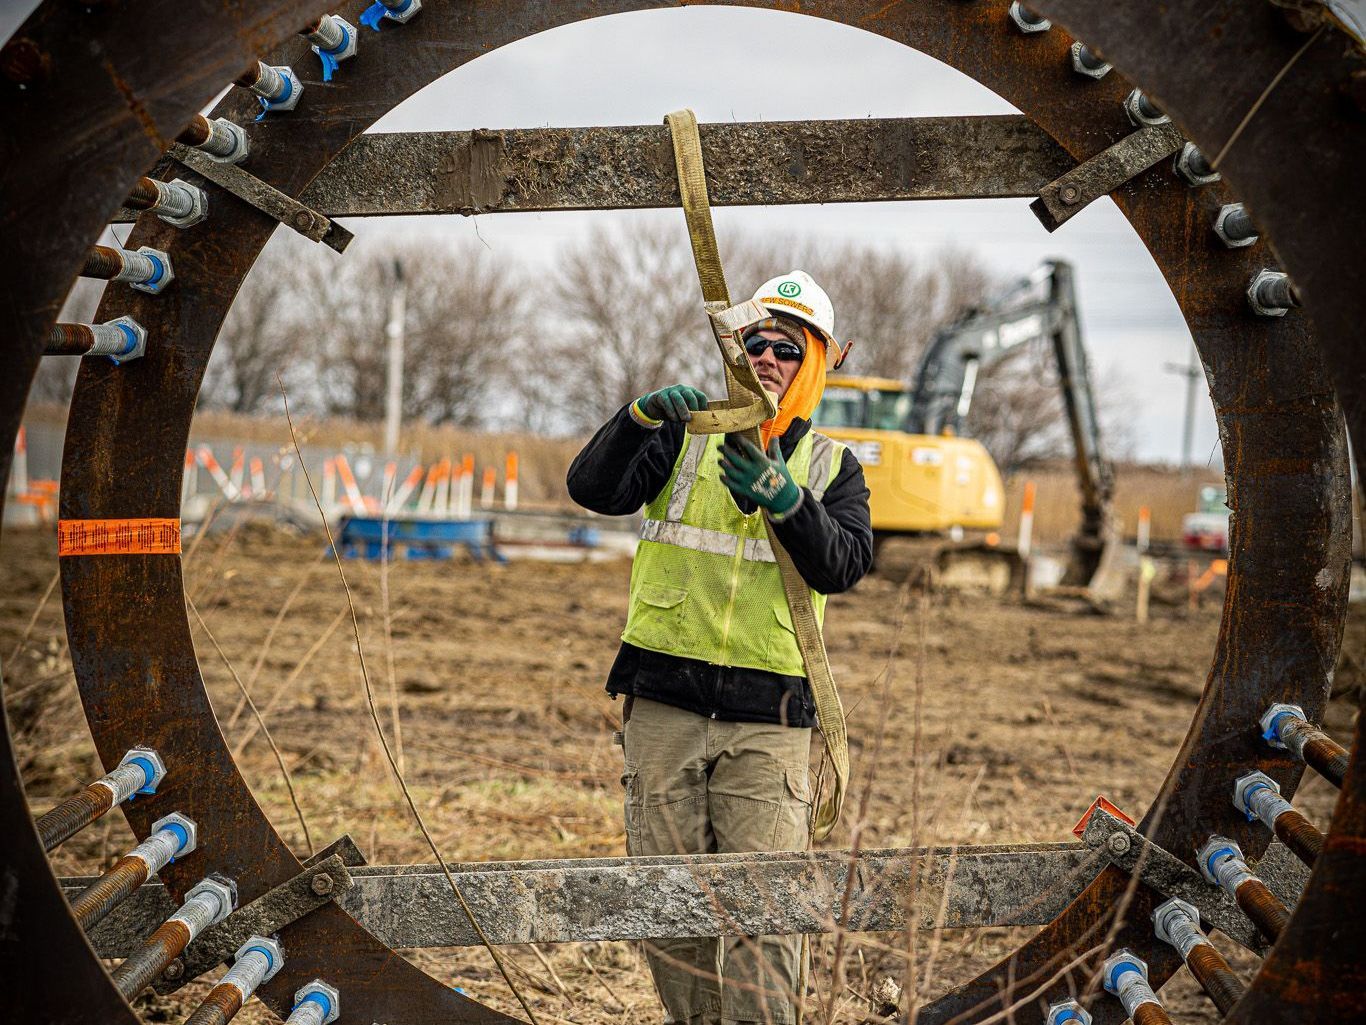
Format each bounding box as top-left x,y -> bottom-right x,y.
719,437 -> 802,517
637,384 -> 709,423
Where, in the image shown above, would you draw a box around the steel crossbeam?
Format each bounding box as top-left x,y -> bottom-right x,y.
71,842 -> 1098,955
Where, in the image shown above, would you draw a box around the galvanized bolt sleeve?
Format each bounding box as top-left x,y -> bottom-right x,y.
221,946 -> 273,1004
150,180 -> 196,220
285,996 -> 330,1025
304,14 -> 347,50
1111,965 -> 1162,1015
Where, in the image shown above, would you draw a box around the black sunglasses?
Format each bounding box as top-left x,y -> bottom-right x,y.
744,335 -> 805,363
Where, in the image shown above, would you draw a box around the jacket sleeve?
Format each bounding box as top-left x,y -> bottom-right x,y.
768,447 -> 874,594
567,404 -> 686,515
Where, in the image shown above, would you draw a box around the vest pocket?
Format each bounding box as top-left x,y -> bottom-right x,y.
626,581 -> 691,654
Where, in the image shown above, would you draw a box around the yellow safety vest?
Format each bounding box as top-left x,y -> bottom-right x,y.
623,430 -> 845,676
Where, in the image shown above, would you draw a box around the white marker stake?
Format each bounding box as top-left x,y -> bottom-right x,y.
1137,505 -> 1151,554
198,446 -> 242,502
504,452 -> 519,511
322,458 -> 337,513
229,446 -> 246,495
250,457 -> 266,499
1017,480 -> 1036,560
388,464 -> 424,515
481,467 -> 495,510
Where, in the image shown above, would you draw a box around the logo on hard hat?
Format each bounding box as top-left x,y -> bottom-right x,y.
777,280 -> 801,298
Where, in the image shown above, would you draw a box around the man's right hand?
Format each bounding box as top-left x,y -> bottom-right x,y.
637,385 -> 710,423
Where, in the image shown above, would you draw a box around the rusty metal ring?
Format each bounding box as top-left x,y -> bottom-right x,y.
4,2 -> 1362,1024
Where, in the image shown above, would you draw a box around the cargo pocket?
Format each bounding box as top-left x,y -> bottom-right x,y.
620,768 -> 643,855
775,764 -> 812,850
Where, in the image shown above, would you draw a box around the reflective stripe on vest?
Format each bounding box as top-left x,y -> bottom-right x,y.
623,430 -> 846,675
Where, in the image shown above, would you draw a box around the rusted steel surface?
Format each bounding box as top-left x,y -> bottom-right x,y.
1301,732 -> 1349,788
1273,809 -> 1323,866
111,919 -> 192,999
297,116 -> 1073,215
1185,943 -> 1245,1015
1030,121 -> 1184,230
45,323 -> 96,356
1233,880 -> 1290,945
81,245 -> 127,281
69,854 -> 153,933
36,778 -> 116,850
155,855 -> 352,995
1030,5 -> 1366,1022
183,984 -> 244,1025
5,3 -> 1361,1025
1131,1004 -> 1173,1025
0,1 -> 340,1023
1080,810 -> 1310,954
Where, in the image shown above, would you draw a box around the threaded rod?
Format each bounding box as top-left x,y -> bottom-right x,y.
1186,943 -> 1245,1014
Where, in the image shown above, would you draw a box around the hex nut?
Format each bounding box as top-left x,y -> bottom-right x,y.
272,66 -> 304,111
1100,949 -> 1147,995
383,0 -> 422,23
311,871 -> 335,896
1247,268 -> 1293,317
1195,834 -> 1242,885
1106,832 -> 1131,855
1174,142 -> 1221,186
1070,41 -> 1111,79
313,16 -> 358,62
156,178 -> 208,228
105,315 -> 147,365
1123,88 -> 1170,127
118,745 -> 166,793
151,811 -> 199,857
294,979 -> 342,1024
1008,2 -> 1051,33
1214,203 -> 1259,248
1045,1000 -> 1092,1025
235,935 -> 285,982
205,117 -> 249,164
129,246 -> 174,296
1233,769 -> 1279,818
1151,897 -> 1201,945
1259,702 -> 1305,748
186,874 -> 238,925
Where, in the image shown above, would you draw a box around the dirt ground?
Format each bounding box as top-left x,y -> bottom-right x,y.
2,523 -> 1359,1025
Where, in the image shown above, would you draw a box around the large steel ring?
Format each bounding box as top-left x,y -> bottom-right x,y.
3,2 -> 1361,1024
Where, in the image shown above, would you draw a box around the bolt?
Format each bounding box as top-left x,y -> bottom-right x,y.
162,958 -> 185,980
1060,184 -> 1081,205
1107,832 -> 1131,855
293,210 -> 315,231
311,872 -> 334,896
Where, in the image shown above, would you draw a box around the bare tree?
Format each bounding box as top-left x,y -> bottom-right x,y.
310,238 -> 524,425
202,236 -> 321,413
537,222 -> 718,430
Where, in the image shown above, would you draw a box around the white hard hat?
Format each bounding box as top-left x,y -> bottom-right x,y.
751,270 -> 835,346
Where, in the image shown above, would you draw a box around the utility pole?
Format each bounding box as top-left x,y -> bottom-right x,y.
383,259 -> 406,459
1164,348 -> 1202,472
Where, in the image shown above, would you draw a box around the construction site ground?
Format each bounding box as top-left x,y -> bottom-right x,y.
3,524 -> 1359,1025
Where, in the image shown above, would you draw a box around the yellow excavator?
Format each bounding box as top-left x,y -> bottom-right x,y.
812,260 -> 1119,595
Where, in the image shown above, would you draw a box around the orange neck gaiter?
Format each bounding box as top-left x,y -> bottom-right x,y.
761,328 -> 827,447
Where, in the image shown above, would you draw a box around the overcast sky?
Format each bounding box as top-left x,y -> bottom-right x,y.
361,7 -> 1219,464
21,3 -> 1363,463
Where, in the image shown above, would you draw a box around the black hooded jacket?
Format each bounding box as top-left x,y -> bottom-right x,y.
567,404 -> 874,726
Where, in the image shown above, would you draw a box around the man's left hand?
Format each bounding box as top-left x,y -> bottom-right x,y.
719,437 -> 802,517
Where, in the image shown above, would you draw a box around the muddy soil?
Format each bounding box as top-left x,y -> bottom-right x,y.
2,525 -> 1357,1024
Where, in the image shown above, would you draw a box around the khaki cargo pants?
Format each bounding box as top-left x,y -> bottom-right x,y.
621,697 -> 812,1025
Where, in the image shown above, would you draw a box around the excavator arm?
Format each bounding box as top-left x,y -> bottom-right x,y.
906,260 -> 1118,593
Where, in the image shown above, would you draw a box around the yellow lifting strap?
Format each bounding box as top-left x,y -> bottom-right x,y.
663,109 -> 849,840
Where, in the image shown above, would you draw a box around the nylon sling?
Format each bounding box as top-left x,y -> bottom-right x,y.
663,108 -> 849,841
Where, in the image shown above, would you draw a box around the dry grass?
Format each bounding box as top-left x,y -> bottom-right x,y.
2,523 -> 1359,1024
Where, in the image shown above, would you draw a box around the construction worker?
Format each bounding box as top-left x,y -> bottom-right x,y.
567,271 -> 873,1025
